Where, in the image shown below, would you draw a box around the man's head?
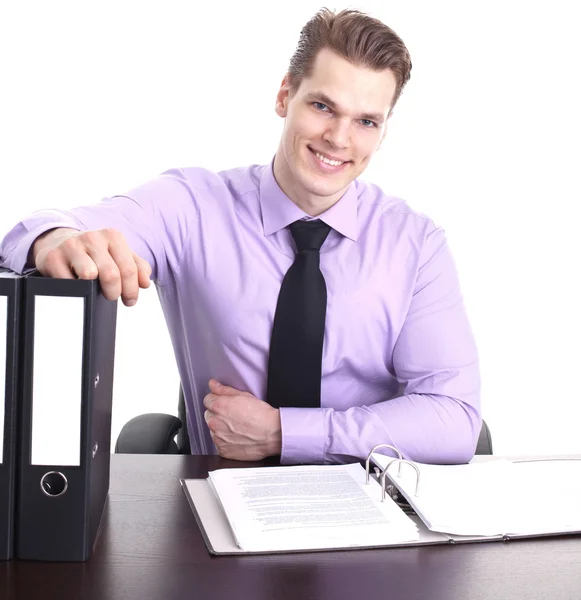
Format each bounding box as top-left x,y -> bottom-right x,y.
274,8 -> 412,215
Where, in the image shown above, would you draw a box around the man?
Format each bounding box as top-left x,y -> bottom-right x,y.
0,8 -> 481,465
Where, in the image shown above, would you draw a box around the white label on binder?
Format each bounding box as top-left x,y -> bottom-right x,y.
0,296 -> 7,464
31,296 -> 85,466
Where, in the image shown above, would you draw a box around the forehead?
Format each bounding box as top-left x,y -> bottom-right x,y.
298,47 -> 397,113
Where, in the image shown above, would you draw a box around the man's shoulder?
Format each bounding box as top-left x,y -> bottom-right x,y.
175,163 -> 263,198
355,178 -> 438,232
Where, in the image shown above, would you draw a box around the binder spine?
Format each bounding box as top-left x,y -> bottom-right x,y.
16,276 -> 117,561
0,275 -> 22,561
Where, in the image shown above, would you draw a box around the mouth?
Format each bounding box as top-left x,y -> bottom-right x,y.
308,146 -> 350,172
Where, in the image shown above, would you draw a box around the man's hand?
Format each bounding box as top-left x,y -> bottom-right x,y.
203,379 -> 282,461
32,227 -> 151,306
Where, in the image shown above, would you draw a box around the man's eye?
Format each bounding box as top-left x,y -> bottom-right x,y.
314,102 -> 329,111
361,119 -> 377,128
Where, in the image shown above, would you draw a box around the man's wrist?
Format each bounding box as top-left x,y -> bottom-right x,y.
28,227 -> 78,268
266,408 -> 282,457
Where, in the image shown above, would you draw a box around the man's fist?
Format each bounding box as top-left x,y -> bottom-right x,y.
33,227 -> 151,306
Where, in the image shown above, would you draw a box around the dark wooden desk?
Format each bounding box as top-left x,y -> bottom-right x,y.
2,454 -> 581,600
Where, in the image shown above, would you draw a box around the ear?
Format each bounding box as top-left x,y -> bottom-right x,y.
275,74 -> 292,118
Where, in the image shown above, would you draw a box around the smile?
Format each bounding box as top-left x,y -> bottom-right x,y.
314,151 -> 344,166
308,147 -> 349,170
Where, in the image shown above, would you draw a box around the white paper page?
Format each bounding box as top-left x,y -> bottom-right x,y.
208,463 -> 419,552
372,454 -> 581,536
500,459 -> 581,535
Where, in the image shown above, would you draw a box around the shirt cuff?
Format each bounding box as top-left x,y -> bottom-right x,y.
279,407 -> 327,465
1,220 -> 84,274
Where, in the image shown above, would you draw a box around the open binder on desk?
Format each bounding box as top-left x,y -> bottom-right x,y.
370,447 -> 581,540
182,445 -> 581,556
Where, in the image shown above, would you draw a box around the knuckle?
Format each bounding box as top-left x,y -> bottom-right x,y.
99,267 -> 120,285
80,230 -> 102,246
209,398 -> 223,414
43,248 -> 64,266
60,236 -> 81,252
77,267 -> 98,280
137,256 -> 152,272
118,263 -> 137,279
101,227 -> 122,241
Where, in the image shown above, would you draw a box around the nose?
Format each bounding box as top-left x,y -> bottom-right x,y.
322,118 -> 350,150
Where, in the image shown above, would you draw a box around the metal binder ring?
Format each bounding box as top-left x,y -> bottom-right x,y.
381,459 -> 421,501
365,444 -> 403,484
379,459 -> 403,501
40,471 -> 69,498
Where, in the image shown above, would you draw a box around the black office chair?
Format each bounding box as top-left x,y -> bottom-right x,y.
115,384 -> 191,455
115,385 -> 493,456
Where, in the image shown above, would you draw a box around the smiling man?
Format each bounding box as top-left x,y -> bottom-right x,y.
274,46 -> 398,214
0,8 -> 481,465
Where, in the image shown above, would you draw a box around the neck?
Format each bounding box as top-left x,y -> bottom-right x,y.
273,147 -> 345,217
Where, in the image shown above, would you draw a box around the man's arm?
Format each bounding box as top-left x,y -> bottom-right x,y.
0,168 -> 198,301
279,225 -> 481,465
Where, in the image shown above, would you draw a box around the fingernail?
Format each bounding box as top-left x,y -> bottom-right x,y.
127,299 -> 136,307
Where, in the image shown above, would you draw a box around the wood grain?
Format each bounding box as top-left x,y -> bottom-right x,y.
1,454 -> 580,600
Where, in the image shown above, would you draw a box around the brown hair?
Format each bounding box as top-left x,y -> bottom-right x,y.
288,8 -> 412,110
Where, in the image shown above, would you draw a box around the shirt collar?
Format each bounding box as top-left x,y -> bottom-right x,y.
259,156 -> 358,241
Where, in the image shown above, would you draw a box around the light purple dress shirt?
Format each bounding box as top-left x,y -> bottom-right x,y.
0,159 -> 481,464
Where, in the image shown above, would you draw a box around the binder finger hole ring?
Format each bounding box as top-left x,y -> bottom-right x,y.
40,471 -> 69,498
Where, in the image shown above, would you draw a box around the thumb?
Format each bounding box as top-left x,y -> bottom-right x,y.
209,379 -> 239,396
209,379 -> 254,397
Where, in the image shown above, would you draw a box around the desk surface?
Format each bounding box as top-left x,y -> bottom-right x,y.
2,454 -> 581,600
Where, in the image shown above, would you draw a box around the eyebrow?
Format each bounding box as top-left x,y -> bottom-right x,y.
304,92 -> 386,124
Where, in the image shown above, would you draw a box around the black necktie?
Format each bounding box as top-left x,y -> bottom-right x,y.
267,219 -> 331,408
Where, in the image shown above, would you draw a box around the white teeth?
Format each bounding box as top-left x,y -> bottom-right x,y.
314,151 -> 344,167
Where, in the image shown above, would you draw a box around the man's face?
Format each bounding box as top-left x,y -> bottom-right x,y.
274,47 -> 398,210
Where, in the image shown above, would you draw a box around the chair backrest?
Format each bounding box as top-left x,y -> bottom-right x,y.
177,385 -> 191,454
475,420 -> 493,455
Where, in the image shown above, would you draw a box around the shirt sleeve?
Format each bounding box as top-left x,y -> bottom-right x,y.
279,225 -> 482,465
0,168 -> 198,284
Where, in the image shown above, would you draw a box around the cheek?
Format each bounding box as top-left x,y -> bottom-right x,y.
291,110 -> 322,139
356,134 -> 382,158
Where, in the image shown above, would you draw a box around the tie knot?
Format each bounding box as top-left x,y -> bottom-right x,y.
290,219 -> 331,252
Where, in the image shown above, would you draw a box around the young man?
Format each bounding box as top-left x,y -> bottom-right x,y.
0,9 -> 481,465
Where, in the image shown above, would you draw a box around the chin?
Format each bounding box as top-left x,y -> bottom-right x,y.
305,182 -> 346,199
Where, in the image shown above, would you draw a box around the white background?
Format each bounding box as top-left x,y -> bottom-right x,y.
1,1 -> 580,457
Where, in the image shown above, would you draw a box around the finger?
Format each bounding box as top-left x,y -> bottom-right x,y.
203,394 -> 215,410
41,235 -> 98,280
204,409 -> 215,429
107,237 -> 140,306
38,244 -> 85,280
80,242 -> 123,302
134,254 -> 152,289
209,430 -> 221,452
